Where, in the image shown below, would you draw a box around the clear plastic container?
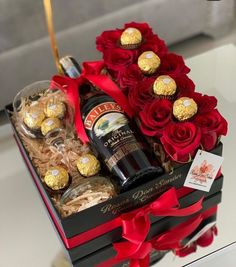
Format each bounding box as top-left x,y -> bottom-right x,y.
60,176 -> 116,212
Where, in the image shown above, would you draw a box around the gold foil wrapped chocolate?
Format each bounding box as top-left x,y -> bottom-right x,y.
23,106 -> 45,130
44,166 -> 70,191
173,97 -> 198,121
120,27 -> 142,49
76,154 -> 101,177
44,100 -> 66,118
41,117 -> 62,136
153,75 -> 177,98
138,51 -> 161,75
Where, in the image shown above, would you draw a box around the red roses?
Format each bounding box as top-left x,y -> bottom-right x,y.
139,99 -> 172,138
96,22 -> 228,163
161,122 -> 201,162
194,109 -> 228,151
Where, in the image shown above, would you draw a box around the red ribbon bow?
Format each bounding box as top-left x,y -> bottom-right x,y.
96,188 -> 203,267
97,214 -> 203,267
115,214 -> 203,267
50,60 -> 134,143
120,188 -> 203,245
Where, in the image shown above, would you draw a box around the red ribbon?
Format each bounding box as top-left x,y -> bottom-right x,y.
97,214 -> 203,267
50,60 -> 134,143
97,206 -> 217,267
96,188 -> 203,267
113,210 -> 203,267
120,188 -> 203,245
175,206 -> 218,257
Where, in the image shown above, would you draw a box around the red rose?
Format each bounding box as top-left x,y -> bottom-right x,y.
161,122 -> 201,162
140,34 -> 168,57
139,99 -> 173,138
96,29 -> 122,53
128,78 -> 155,113
117,64 -> 144,93
173,75 -> 195,97
103,48 -> 137,72
190,92 -> 217,114
194,109 -> 228,150
159,53 -> 190,76
96,22 -> 156,54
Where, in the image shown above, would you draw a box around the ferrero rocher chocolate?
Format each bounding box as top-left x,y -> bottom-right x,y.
153,75 -> 177,98
76,154 -> 101,177
44,100 -> 66,118
30,101 -> 45,109
138,51 -> 161,75
173,97 -> 198,121
44,166 -> 69,191
120,27 -> 142,49
23,107 -> 45,130
41,117 -> 62,136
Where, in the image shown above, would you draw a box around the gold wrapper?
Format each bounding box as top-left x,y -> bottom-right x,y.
41,117 -> 62,136
138,51 -> 161,75
76,154 -> 101,177
120,27 -> 142,48
153,75 -> 177,97
23,107 -> 45,130
44,166 -> 69,191
173,97 -> 198,121
44,100 -> 66,118
30,101 -> 45,109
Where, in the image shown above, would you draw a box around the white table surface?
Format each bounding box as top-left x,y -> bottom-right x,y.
0,44 -> 236,267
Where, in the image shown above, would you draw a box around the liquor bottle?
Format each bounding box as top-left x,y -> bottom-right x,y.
60,56 -> 163,190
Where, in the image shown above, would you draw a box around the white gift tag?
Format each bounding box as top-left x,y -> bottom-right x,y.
184,150 -> 224,192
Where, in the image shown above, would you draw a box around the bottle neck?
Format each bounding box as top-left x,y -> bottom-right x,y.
60,56 -> 82,78
60,56 -> 102,105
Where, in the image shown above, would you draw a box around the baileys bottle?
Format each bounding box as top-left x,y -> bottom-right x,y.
60,56 -> 163,190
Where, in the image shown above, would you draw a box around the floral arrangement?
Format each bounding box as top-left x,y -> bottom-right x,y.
96,22 -> 228,165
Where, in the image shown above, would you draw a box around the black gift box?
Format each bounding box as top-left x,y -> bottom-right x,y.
70,191 -> 222,267
5,104 -> 224,263
64,176 -> 223,262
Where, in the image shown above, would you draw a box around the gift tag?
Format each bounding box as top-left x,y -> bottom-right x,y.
184,150 -> 224,192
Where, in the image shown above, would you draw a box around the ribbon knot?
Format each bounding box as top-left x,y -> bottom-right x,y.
50,60 -> 134,143
111,214 -> 203,267
119,188 -> 203,246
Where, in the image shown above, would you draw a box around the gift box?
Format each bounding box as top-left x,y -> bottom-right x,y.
69,192 -> 222,267
5,6 -> 228,267
6,103 -> 223,263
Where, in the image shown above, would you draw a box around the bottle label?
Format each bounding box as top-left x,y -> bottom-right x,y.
84,102 -> 142,169
84,102 -> 123,130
